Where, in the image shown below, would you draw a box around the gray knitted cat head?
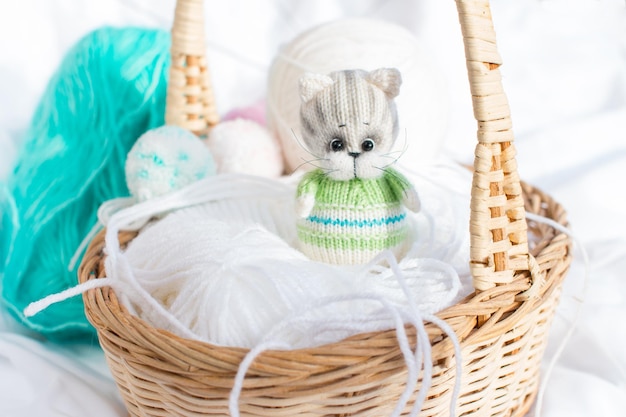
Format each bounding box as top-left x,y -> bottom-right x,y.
298,68 -> 402,181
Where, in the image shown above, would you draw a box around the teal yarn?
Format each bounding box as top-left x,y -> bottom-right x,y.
0,27 -> 171,341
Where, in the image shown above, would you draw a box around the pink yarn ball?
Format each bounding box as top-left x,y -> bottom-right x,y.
222,99 -> 266,126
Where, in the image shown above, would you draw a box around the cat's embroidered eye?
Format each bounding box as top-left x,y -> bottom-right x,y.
361,139 -> 375,152
330,138 -> 344,152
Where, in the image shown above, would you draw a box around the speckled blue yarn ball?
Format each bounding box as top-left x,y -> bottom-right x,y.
125,125 -> 216,201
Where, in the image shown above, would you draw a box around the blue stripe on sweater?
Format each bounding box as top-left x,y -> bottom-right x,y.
307,213 -> 406,228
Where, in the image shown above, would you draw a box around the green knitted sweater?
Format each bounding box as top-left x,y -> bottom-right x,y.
296,168 -> 414,264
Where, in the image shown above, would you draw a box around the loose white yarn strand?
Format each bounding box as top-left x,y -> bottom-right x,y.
525,211 -> 590,417
368,250 -> 462,416
67,197 -> 136,272
423,313 -> 463,417
24,277 -> 116,317
67,220 -> 102,272
228,293 -> 420,417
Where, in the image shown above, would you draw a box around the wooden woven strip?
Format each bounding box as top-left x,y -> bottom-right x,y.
478,129 -> 513,144
478,118 -> 513,131
471,93 -> 510,120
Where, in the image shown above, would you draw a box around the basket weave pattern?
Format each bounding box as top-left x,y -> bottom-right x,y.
79,0 -> 572,416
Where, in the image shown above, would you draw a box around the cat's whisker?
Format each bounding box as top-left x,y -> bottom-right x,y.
382,150 -> 405,157
398,128 -> 410,155
322,168 -> 340,176
379,168 -> 411,189
382,132 -> 409,161
290,128 -> 323,159
374,163 -> 399,173
292,164 -> 323,175
292,157 -> 329,173
402,128 -> 409,148
376,154 -> 403,169
297,170 -> 326,189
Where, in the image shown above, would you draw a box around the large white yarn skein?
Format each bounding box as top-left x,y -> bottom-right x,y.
267,18 -> 449,174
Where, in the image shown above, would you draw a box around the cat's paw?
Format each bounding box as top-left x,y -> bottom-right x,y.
403,187 -> 421,212
296,194 -> 315,218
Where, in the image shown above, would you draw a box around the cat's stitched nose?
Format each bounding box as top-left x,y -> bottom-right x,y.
348,152 -> 361,158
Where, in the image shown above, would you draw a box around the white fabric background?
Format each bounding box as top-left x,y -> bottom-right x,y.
1,0 -> 625,416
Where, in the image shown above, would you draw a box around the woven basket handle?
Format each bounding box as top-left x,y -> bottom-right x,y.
456,0 -> 536,295
166,0 -> 219,136
166,0 -> 536,295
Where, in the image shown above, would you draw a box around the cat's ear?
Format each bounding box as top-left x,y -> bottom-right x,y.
299,73 -> 334,103
367,68 -> 402,99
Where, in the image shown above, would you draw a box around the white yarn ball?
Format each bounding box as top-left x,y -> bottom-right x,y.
267,18 -> 449,174
125,125 -> 216,201
124,209 -> 357,348
207,119 -> 284,178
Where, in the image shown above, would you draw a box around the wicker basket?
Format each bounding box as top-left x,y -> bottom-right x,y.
78,0 -> 572,415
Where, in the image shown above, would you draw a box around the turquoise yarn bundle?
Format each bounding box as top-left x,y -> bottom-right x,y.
0,27 -> 171,341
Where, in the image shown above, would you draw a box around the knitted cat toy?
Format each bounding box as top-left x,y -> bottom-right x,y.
295,68 -> 420,265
